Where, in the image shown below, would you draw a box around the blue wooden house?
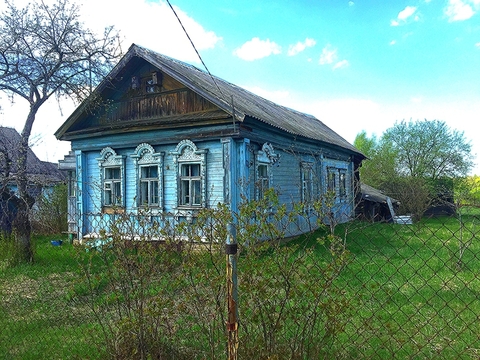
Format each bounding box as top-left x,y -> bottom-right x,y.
55,44 -> 365,241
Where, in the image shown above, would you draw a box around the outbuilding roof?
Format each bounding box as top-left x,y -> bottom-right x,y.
0,127 -> 65,184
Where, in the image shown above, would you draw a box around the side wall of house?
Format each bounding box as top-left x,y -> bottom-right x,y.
239,136 -> 356,237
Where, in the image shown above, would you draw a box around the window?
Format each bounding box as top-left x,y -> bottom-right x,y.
180,163 -> 201,206
301,163 -> 314,204
339,171 -> 347,198
131,143 -> 164,209
140,165 -> 159,206
170,140 -> 208,209
255,143 -> 279,200
104,167 -> 122,206
97,147 -> 125,208
257,164 -> 269,199
327,169 -> 336,193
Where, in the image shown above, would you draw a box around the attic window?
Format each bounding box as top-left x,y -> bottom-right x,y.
146,71 -> 162,93
131,76 -> 140,90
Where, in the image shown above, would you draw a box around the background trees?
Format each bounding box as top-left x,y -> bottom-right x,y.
0,0 -> 121,261
355,119 -> 474,218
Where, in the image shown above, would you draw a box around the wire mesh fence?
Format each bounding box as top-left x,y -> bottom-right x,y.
1,201 -> 479,359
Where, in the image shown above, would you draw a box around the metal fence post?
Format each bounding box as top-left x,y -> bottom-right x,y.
226,222 -> 238,360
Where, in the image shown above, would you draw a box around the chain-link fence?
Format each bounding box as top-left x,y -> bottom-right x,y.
1,200 -> 479,359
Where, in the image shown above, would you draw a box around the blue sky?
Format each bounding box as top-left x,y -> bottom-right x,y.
1,0 -> 479,172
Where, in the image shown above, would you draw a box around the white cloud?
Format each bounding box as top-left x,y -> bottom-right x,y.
391,6 -> 419,26
319,44 -> 338,65
348,1 -> 355,7
333,59 -> 349,70
444,0 -> 480,21
233,37 -> 281,61
390,40 -> 397,45
80,0 -> 222,63
303,98 -> 387,143
319,45 -> 349,70
288,38 -> 316,56
476,42 -> 480,47
399,6 -> 418,20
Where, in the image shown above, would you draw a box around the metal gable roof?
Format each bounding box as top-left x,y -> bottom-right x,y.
131,44 -> 362,156
56,44 -> 363,158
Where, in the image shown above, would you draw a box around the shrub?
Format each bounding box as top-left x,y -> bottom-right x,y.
31,184 -> 67,234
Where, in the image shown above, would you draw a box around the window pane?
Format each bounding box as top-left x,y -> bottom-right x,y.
151,181 -> 159,204
258,164 -> 267,177
181,164 -> 189,177
140,181 -> 148,205
105,167 -> 120,180
193,180 -> 201,205
105,188 -> 112,205
191,164 -> 200,176
181,179 -> 190,205
114,182 -> 121,204
141,165 -> 158,178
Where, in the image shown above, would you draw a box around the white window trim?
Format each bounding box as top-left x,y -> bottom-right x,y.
131,143 -> 164,210
255,143 -> 279,200
170,139 -> 208,209
301,162 -> 314,205
96,147 -> 126,209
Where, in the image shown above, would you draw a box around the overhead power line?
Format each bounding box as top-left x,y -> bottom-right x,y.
165,0 -> 227,102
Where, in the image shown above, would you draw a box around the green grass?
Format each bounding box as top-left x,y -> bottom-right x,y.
1,216 -> 479,359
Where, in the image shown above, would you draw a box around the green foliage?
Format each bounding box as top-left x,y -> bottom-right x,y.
383,120 -> 473,179
31,184 -> 68,235
0,233 -> 25,269
71,191 -> 353,359
355,120 -> 474,218
1,214 -> 480,358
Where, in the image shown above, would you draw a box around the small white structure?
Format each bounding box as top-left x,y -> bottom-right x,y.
386,197 -> 413,225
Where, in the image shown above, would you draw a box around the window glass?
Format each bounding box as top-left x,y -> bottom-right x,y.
258,164 -> 269,199
179,163 -> 202,207
139,165 -> 159,206
104,167 -> 122,206
327,169 -> 336,193
339,171 -> 347,198
302,165 -> 313,203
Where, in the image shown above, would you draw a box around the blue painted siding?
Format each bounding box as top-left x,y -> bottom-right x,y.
71,127 -> 357,239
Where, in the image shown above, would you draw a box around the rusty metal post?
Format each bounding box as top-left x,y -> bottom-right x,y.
226,222 -> 239,360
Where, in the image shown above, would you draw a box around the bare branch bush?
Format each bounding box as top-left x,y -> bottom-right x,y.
77,187 -> 353,359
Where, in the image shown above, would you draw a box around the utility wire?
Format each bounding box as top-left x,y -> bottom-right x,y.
165,0 -> 228,104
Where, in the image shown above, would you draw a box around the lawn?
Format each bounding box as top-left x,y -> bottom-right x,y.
0,214 -> 479,359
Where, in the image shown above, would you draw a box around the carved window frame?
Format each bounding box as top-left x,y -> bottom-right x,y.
170,140 -> 208,209
131,143 -> 164,210
301,162 -> 314,205
97,147 -> 126,210
255,143 -> 279,200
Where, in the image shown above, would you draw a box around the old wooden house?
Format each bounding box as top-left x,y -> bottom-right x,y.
55,44 -> 365,240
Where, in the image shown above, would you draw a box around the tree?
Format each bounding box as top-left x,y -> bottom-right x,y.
383,119 -> 473,180
355,120 -> 474,219
353,130 -> 397,189
0,0 -> 121,262
356,120 -> 474,186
